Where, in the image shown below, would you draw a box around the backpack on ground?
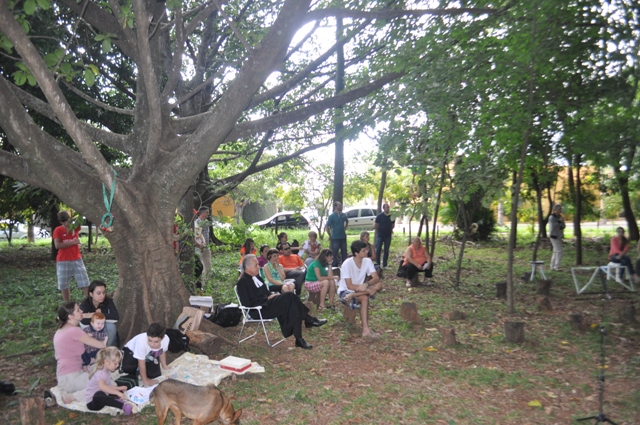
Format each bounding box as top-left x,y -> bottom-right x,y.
165,328 -> 190,353
208,303 -> 242,328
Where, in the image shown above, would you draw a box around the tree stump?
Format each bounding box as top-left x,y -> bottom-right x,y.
569,313 -> 584,331
439,326 -> 458,346
521,272 -> 532,281
496,281 -> 507,299
186,330 -> 225,357
342,304 -> 358,326
307,291 -> 321,307
400,302 -> 422,324
504,322 -> 525,343
20,396 -> 45,425
537,296 -> 552,311
197,320 -> 237,348
443,310 -> 467,321
537,280 -> 552,296
618,304 -> 637,323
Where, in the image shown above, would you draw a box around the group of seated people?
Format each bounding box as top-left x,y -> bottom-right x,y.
53,281 -> 170,415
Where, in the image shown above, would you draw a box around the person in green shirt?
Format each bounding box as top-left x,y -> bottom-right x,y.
304,249 -> 338,311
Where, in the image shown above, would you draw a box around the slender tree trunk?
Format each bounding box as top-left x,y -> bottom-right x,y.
532,172 -> 543,261
574,154 -> 583,265
430,159 -> 448,258
417,214 -> 426,238
454,199 -> 470,288
333,18 -> 345,204
616,167 -> 639,241
376,169 -> 387,214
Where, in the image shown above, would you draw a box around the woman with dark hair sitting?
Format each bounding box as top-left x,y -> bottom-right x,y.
239,238 -> 257,265
305,249 -> 338,311
54,301 -> 107,403
236,255 -> 326,349
609,227 -> 637,281
79,280 -> 119,346
262,249 -> 295,293
360,231 -> 382,277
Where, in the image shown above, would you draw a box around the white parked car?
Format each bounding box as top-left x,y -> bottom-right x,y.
344,207 -> 377,231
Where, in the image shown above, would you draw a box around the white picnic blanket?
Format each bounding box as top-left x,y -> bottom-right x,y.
50,352 -> 264,416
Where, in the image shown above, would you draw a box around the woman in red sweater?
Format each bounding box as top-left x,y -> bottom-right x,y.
609,227 -> 637,282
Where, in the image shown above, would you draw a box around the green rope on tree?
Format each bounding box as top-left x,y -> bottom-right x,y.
101,167 -> 117,230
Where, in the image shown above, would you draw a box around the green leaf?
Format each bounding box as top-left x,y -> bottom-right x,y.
13,71 -> 27,86
0,36 -> 13,53
102,38 -> 111,53
44,53 -> 58,67
26,74 -> 36,86
88,64 -> 99,75
36,0 -> 50,10
24,0 -> 36,15
84,68 -> 95,87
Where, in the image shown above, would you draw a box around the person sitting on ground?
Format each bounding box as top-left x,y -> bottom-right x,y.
236,255 -> 327,349
54,301 -> 107,404
609,227 -> 637,282
80,280 -> 119,347
85,347 -> 132,415
121,323 -> 171,387
402,237 -> 432,288
305,249 -> 338,311
337,240 -> 383,339
82,312 -> 108,366
360,231 -> 382,277
300,231 -> 322,266
257,244 -> 270,267
278,243 -> 306,295
239,238 -> 257,265
262,249 -> 295,293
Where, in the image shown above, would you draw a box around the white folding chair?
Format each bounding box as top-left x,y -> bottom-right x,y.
234,286 -> 286,347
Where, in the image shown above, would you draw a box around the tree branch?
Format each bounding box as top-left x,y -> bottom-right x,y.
0,3 -> 115,190
305,7 -> 496,23
226,72 -> 403,141
61,81 -> 134,116
0,151 -> 47,189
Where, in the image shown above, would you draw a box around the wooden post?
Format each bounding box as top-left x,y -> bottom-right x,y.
618,304 -> 637,323
342,304 -> 358,326
537,280 -> 552,296
504,322 -> 525,343
20,396 -> 45,425
496,281 -> 507,299
443,310 -> 467,321
307,292 -> 321,307
537,296 -> 552,311
400,302 -> 422,324
439,326 -> 458,346
569,313 -> 584,331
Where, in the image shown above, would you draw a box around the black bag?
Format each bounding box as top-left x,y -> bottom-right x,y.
396,260 -> 407,278
165,328 -> 190,353
208,303 -> 242,328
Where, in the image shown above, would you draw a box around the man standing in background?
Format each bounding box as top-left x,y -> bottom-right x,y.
194,207 -> 212,288
326,201 -> 348,267
374,203 -> 394,268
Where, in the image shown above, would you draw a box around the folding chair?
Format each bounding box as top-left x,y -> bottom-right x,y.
234,286 -> 286,347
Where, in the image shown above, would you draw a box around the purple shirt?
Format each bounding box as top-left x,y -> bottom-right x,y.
85,368 -> 114,403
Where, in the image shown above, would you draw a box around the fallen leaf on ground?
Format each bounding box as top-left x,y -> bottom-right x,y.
424,346 -> 438,352
528,400 -> 542,407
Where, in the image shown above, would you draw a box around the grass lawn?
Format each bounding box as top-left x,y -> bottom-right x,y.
1,232 -> 639,424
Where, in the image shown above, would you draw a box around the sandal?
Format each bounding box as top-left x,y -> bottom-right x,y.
317,306 -> 325,313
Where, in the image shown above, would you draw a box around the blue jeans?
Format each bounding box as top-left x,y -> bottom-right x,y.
375,236 -> 391,267
610,254 -> 635,278
330,238 -> 348,267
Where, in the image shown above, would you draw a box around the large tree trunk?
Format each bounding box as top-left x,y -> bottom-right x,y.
111,214 -> 189,342
333,18 -> 345,205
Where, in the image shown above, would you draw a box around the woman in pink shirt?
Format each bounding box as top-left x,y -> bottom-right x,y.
609,227 -> 637,282
53,301 -> 107,404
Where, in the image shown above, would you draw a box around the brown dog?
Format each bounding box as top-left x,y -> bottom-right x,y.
150,379 -> 242,425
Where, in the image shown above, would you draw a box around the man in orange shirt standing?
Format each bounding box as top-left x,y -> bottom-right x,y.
278,243 -> 306,296
53,210 -> 90,301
